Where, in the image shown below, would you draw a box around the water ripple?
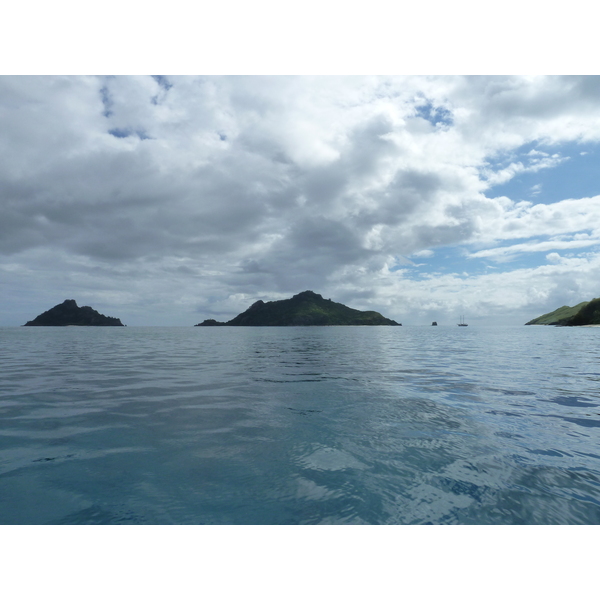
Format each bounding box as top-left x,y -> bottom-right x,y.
1,325 -> 600,524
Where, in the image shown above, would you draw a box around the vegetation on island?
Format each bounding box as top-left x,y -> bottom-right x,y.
525,298 -> 600,326
195,290 -> 400,326
566,298 -> 600,326
23,299 -> 125,326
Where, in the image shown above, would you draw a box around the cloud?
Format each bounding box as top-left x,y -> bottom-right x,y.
530,183 -> 542,196
471,196 -> 600,246
468,238 -> 600,261
411,249 -> 434,258
480,153 -> 568,188
546,252 -> 562,263
2,75 -> 600,325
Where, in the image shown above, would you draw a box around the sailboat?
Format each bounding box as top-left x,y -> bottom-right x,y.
458,315 -> 468,327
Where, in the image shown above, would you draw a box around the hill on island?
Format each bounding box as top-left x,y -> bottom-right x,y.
526,298 -> 600,326
565,298 -> 600,326
24,299 -> 125,326
196,291 -> 400,326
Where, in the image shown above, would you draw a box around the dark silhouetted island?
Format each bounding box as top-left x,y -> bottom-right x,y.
195,290 -> 401,326
24,299 -> 125,326
526,297 -> 600,326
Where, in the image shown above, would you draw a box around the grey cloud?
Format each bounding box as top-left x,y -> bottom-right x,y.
341,115 -> 396,177
286,217 -> 366,260
346,169 -> 448,251
224,213 -> 392,299
302,166 -> 348,208
452,76 -> 600,143
100,84 -> 113,117
294,114 -> 400,219
411,220 -> 475,252
237,217 -> 371,286
151,76 -> 173,92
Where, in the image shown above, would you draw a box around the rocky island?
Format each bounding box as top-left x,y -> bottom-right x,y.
24,299 -> 125,326
526,297 -> 600,326
196,290 -> 400,326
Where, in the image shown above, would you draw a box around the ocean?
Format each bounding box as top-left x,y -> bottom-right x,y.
1,324 -> 599,524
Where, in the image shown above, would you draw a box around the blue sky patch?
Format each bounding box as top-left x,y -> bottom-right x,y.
415,100 -> 453,127
151,76 -> 172,105
487,141 -> 600,204
108,128 -> 130,138
108,128 -> 152,140
402,235 -> 600,280
100,85 -> 113,118
152,75 -> 173,91
397,246 -> 480,278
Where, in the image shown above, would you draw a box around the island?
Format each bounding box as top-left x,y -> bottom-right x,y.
195,290 -> 401,326
525,298 -> 600,326
23,299 -> 125,326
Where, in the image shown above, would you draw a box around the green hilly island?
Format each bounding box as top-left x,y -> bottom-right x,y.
23,299 -> 125,326
526,298 -> 600,326
196,290 -> 400,326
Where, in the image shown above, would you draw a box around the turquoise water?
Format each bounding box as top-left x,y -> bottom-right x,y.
1,325 -> 599,524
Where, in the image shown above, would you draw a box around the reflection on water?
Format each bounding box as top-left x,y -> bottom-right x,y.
1,325 -> 600,524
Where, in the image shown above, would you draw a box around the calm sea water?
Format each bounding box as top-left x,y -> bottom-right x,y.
1,325 -> 599,524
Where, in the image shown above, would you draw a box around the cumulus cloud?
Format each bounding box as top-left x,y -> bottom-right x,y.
2,75 -> 600,325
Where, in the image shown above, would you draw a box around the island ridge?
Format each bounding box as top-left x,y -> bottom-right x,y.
196,290 -> 400,326
526,297 -> 600,326
23,299 -> 125,326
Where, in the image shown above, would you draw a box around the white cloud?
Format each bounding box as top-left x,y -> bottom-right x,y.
469,196 -> 600,246
341,252 -> 600,325
529,183 -> 542,196
469,238 -> 600,260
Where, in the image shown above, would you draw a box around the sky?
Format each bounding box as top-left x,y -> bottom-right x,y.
1,74 -> 600,326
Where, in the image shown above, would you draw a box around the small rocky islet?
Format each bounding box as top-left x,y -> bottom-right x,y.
195,290 -> 401,326
23,299 -> 125,326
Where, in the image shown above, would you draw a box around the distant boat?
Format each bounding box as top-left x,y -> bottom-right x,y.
432,321 -> 438,326
458,315 -> 468,327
